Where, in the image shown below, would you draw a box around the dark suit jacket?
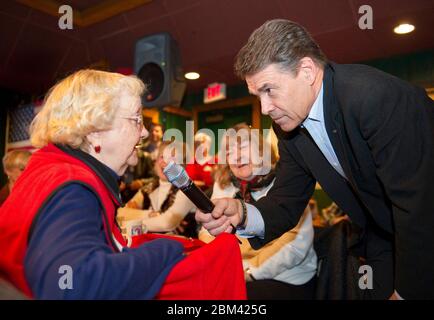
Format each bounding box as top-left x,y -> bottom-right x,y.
253,63 -> 434,299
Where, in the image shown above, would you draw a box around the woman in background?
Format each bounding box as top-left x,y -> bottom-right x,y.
0,150 -> 32,205
122,141 -> 197,236
199,123 -> 317,299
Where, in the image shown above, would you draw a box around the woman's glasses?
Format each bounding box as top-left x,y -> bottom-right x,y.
119,114 -> 143,128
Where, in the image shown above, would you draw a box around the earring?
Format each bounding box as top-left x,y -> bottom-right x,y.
94,145 -> 101,153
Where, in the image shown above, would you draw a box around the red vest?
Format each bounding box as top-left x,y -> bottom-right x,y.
0,144 -> 126,297
0,144 -> 247,299
131,233 -> 246,299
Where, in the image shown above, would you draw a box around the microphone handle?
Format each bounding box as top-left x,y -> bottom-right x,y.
181,181 -> 215,213
181,180 -> 240,240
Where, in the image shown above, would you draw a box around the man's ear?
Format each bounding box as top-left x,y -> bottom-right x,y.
298,57 -> 318,86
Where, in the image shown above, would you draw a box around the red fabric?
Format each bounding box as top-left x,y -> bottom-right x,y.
185,157 -> 216,188
131,233 -> 246,299
131,233 -> 206,253
157,233 -> 246,300
0,144 -> 126,298
131,229 -> 246,300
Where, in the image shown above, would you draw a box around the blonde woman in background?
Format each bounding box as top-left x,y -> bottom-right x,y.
0,150 -> 32,205
122,141 -> 196,236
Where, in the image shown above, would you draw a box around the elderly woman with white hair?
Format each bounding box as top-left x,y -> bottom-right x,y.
0,70 -> 185,299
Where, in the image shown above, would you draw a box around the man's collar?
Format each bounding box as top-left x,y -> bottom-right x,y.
302,82 -> 324,126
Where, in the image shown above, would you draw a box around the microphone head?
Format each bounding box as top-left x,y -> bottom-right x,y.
163,161 -> 189,188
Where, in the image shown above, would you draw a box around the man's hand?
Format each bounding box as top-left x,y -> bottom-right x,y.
195,198 -> 243,236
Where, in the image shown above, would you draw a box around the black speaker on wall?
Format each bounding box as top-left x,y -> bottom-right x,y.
134,32 -> 186,108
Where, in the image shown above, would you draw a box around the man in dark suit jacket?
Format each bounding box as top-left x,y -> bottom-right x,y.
196,19 -> 434,299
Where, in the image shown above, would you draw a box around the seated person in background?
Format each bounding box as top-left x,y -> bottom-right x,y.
143,122 -> 164,161
186,132 -> 216,192
199,123 -> 317,300
0,69 -> 184,299
321,202 -> 350,226
122,140 -> 197,237
0,150 -> 32,206
308,199 -> 325,228
119,160 -> 155,203
309,198 -> 350,228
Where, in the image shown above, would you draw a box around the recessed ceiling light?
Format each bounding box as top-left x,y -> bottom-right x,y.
185,72 -> 200,80
394,23 -> 415,34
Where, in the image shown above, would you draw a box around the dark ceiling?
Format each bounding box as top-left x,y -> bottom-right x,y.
1,0 -> 433,96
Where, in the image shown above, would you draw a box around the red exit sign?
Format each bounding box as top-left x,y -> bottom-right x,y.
204,82 -> 226,104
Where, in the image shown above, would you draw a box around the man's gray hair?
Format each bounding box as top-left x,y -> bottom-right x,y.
234,19 -> 327,78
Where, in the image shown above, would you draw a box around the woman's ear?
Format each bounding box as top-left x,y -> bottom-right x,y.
86,131 -> 103,153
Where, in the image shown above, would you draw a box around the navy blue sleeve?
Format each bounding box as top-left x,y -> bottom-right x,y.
24,184 -> 184,299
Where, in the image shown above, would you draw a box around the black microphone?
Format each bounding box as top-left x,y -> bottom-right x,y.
163,161 -> 239,236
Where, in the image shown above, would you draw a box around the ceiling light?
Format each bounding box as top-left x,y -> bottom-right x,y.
185,72 -> 200,80
394,23 -> 415,34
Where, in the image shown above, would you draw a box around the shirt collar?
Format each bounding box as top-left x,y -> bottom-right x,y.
302,82 -> 324,126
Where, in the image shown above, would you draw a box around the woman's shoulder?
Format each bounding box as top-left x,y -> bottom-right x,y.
54,183 -> 102,206
30,183 -> 103,241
